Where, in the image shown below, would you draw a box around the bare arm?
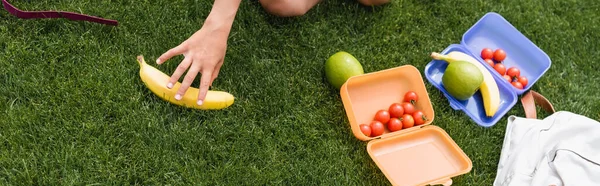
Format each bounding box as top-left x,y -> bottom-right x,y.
157,0 -> 242,105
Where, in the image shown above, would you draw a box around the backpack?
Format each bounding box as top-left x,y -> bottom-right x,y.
494,91 -> 600,186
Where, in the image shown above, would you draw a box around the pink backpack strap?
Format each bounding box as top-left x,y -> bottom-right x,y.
2,0 -> 118,26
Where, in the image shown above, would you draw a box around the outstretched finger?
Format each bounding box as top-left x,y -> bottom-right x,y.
157,44 -> 186,65
175,64 -> 200,101
166,57 -> 192,89
197,68 -> 213,106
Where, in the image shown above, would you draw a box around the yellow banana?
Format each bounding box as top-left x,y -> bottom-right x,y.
135,55 -> 234,110
431,51 -> 500,117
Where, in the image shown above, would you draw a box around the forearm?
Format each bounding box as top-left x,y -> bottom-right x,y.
204,0 -> 242,34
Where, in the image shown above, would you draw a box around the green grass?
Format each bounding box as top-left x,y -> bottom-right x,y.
1,0 -> 599,185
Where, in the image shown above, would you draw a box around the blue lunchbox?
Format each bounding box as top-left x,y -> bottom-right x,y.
424,12 -> 552,127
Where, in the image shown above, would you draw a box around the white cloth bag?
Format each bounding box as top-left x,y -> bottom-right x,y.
494,111 -> 600,186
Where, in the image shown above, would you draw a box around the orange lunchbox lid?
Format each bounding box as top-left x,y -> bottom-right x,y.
340,65 -> 472,186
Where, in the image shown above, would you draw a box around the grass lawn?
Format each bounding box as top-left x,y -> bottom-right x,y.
1,0 -> 599,185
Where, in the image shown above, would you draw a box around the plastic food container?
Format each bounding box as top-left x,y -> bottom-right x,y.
424,12 -> 552,127
340,65 -> 472,186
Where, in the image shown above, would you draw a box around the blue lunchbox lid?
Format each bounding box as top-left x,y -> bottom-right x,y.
424,12 -> 552,127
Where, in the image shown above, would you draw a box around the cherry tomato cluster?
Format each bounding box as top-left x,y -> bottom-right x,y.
359,91 -> 429,137
480,48 -> 528,89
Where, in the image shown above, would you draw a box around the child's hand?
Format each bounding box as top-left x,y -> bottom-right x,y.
156,20 -> 228,106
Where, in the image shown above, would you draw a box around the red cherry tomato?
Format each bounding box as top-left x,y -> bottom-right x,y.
403,91 -> 418,105
374,110 -> 390,125
401,114 -> 414,129
506,67 -> 521,78
512,81 -> 524,89
387,118 -> 403,132
359,124 -> 371,137
503,75 -> 512,83
494,63 -> 506,75
388,103 -> 404,118
494,49 -> 507,62
413,111 -> 427,125
518,76 -> 528,87
370,121 -> 385,137
481,48 -> 494,60
401,102 -> 416,115
485,59 -> 495,67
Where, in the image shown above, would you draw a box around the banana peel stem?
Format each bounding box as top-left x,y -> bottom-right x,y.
431,52 -> 457,63
136,55 -> 146,66
430,52 -> 445,61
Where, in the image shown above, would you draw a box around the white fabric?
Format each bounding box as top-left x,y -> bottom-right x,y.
494,111 -> 600,186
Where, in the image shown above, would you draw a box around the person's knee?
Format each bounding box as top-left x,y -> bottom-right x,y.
259,0 -> 310,17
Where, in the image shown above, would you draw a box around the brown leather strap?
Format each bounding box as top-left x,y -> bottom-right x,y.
521,90 -> 556,119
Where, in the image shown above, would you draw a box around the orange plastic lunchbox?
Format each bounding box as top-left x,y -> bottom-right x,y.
340,65 -> 472,186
